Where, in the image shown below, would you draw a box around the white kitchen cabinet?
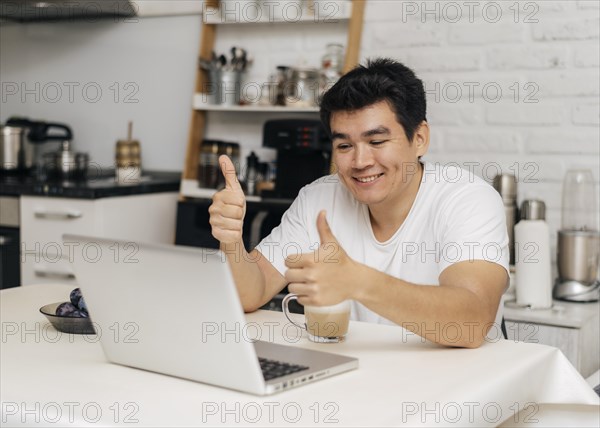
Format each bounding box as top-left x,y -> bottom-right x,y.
504,300 -> 600,378
20,193 -> 178,285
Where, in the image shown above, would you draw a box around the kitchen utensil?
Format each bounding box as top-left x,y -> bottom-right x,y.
198,140 -> 240,189
514,200 -> 553,309
554,169 -> 600,302
44,140 -> 89,181
1,119 -> 72,171
39,302 -> 96,335
285,67 -> 320,107
262,119 -> 331,198
198,140 -> 221,189
493,173 -> 518,266
321,43 -> 344,88
212,69 -> 242,105
1,126 -> 25,171
116,121 -> 141,185
561,170 -> 599,231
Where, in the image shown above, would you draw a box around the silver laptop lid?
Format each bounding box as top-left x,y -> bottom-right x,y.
63,234 -> 266,394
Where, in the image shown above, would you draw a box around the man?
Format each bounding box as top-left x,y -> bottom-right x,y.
209,58 -> 509,348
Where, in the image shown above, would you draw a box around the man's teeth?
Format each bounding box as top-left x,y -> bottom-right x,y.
356,174 -> 381,183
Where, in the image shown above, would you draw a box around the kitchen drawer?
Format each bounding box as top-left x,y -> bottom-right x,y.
21,197 -> 96,254
22,256 -> 78,286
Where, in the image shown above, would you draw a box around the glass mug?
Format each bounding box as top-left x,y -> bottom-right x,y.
282,294 -> 351,343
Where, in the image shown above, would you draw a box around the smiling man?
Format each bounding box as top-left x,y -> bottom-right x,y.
209,58 -> 509,348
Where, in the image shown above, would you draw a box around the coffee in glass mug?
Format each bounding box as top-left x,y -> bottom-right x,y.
282,294 -> 351,343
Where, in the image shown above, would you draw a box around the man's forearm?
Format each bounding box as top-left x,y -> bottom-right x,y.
352,265 -> 495,348
220,242 -> 267,312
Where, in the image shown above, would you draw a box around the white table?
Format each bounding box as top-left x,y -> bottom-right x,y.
2,284 -> 599,427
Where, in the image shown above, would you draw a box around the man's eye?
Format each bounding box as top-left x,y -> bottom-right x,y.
370,140 -> 385,146
336,144 -> 351,150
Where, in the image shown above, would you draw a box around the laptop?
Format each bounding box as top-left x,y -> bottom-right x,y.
63,234 -> 358,395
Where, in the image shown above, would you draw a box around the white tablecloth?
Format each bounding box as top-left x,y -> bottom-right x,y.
2,284 -> 599,427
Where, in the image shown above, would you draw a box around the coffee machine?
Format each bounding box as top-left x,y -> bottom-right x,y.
262,119 -> 332,199
553,170 -> 600,302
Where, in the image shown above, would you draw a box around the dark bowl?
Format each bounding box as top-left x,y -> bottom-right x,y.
39,302 -> 96,335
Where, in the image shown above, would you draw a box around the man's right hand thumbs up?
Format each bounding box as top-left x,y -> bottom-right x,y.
208,155 -> 247,245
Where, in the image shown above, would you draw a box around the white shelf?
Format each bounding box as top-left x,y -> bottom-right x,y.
193,94 -> 319,112
180,179 -> 261,201
203,1 -> 351,24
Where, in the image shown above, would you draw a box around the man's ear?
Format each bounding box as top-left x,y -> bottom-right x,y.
413,121 -> 430,157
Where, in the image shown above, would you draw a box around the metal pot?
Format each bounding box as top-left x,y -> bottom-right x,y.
43,141 -> 89,180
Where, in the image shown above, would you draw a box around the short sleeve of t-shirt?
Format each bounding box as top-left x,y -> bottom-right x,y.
255,187 -> 313,275
436,182 -> 509,276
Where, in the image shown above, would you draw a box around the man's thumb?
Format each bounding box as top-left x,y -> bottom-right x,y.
317,210 -> 337,245
219,155 -> 241,191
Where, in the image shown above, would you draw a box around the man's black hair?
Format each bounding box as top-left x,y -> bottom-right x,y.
319,58 -> 427,142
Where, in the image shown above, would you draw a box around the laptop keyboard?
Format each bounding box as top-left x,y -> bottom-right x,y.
258,357 -> 309,381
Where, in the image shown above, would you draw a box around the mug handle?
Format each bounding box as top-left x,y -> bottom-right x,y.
282,294 -> 306,330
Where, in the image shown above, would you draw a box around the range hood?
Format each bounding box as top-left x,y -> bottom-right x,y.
0,0 -> 137,22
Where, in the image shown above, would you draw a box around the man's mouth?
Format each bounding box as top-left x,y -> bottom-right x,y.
354,173 -> 384,183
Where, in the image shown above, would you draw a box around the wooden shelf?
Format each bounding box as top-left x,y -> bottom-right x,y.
193,95 -> 319,112
181,0 -> 365,187
203,1 -> 352,24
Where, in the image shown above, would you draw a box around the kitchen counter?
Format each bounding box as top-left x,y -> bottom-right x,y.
2,284 -> 599,427
503,298 -> 600,378
0,170 -> 180,199
504,299 -> 600,329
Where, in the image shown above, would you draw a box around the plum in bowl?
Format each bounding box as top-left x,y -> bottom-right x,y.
39,302 -> 96,335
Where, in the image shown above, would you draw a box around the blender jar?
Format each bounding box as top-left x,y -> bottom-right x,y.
561,169 -> 599,231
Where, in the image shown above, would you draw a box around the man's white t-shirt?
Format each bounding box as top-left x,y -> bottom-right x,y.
256,161 -> 509,328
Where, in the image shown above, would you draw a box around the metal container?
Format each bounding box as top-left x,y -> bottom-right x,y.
1,126 -> 31,170
557,230 -> 600,284
43,141 -> 89,180
493,174 -> 518,265
520,199 -> 546,221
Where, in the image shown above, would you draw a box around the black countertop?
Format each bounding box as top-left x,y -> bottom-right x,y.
0,170 -> 181,199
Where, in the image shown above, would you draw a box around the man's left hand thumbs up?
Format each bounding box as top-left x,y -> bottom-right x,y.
317,210 -> 339,246
284,210 -> 359,306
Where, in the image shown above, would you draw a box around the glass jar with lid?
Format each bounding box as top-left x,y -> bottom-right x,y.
285,67 -> 320,108
321,43 -> 344,89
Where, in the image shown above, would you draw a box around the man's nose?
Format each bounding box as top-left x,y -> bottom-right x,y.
352,145 -> 374,169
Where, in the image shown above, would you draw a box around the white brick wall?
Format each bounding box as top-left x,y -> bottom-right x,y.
358,0 -> 599,259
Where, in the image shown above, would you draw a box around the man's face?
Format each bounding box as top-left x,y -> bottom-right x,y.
330,101 -> 429,209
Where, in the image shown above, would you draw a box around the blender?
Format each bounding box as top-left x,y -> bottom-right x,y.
553,170 -> 600,302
